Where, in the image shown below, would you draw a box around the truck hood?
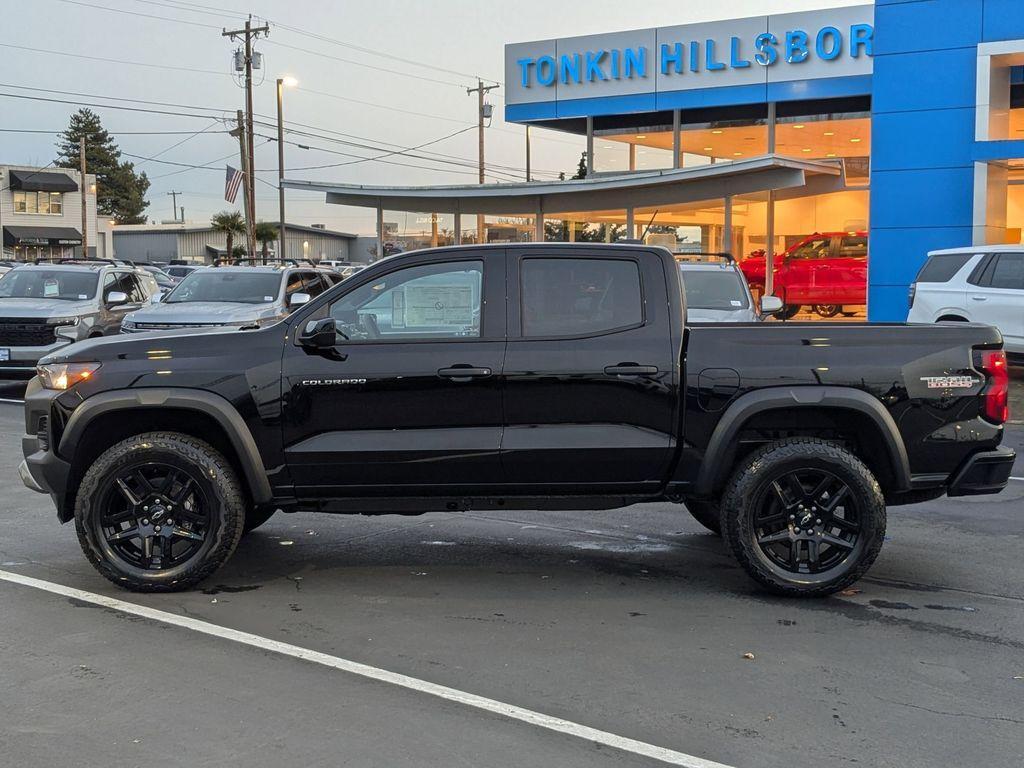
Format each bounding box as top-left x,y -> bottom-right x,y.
686,307 -> 759,323
126,301 -> 282,326
0,297 -> 95,318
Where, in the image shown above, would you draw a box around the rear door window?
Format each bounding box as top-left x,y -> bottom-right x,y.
836,235 -> 868,258
917,253 -> 974,283
520,258 -> 643,338
988,253 -> 1024,290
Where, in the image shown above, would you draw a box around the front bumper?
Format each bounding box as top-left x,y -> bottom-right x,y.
19,380 -> 70,517
947,447 -> 1016,497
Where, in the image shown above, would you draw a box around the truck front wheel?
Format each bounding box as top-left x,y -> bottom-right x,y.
74,432 -> 246,592
720,438 -> 886,598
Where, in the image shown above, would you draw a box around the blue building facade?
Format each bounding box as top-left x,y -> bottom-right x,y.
505,0 -> 1024,321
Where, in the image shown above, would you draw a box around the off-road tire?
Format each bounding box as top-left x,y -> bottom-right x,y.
720,437 -> 886,598
75,432 -> 246,592
684,499 -> 722,535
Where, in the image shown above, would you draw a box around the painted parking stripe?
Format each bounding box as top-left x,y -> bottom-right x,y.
0,398 -> 24,404
0,569 -> 734,768
1010,476 -> 1024,482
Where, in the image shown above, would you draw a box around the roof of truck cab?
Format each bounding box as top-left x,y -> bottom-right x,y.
928,244 -> 1024,256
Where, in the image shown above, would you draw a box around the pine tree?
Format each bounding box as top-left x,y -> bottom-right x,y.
55,108 -> 151,224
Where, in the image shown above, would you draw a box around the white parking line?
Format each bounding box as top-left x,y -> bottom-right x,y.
0,569 -> 734,768
0,398 -> 24,404
1010,476 -> 1024,482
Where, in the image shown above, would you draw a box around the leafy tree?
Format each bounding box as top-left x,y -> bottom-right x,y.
211,211 -> 246,260
55,108 -> 150,224
254,221 -> 279,263
571,152 -> 588,180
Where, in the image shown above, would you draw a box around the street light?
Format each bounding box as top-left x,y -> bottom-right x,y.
277,76 -> 298,260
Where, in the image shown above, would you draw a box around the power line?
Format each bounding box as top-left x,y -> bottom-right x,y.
0,82 -> 231,115
49,0 -> 221,28
0,91 -> 228,120
0,128 -> 229,135
0,42 -> 231,78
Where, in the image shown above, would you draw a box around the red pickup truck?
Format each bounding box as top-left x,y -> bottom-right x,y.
740,232 -> 868,318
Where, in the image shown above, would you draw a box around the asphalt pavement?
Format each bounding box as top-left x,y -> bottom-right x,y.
0,394 -> 1022,768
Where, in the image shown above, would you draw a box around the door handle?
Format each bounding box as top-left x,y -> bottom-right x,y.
604,363 -> 659,377
971,295 -> 988,301
438,365 -> 491,382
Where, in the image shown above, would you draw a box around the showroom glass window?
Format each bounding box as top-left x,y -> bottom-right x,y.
520,258 -> 643,337
13,191 -> 63,215
329,261 -> 483,341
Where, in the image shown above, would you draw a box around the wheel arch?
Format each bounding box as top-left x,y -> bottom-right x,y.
695,387 -> 911,497
57,389 -> 273,522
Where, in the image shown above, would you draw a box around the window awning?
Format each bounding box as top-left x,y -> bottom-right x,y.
7,169 -> 79,193
3,226 -> 83,246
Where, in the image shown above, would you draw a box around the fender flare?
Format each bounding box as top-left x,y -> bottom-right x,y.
694,386 -> 911,496
59,388 -> 273,505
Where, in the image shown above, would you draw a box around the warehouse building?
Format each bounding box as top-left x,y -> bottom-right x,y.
111,221 -> 361,264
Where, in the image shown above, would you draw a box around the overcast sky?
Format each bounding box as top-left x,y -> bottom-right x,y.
2,0 -> 863,233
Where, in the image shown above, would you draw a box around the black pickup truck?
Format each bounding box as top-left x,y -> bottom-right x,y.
19,244 -> 1014,596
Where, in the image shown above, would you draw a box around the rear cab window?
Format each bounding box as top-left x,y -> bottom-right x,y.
520,258 -> 643,337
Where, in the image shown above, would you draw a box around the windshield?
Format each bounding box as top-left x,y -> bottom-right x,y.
164,271 -> 281,304
0,269 -> 99,301
680,269 -> 750,310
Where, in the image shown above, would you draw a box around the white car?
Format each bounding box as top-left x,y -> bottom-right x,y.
908,245 -> 1023,359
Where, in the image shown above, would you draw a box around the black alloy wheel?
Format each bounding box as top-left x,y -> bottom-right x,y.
750,467 -> 861,575
721,437 -> 886,597
75,433 -> 246,592
95,463 -> 211,571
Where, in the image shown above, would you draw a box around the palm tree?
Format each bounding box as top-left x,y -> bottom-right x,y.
211,211 -> 245,262
254,220 -> 279,264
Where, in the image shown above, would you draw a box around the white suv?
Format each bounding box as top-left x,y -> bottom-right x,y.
908,245 -> 1023,359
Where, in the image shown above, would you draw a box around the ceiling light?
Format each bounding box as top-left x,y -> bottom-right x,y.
826,153 -> 837,157
823,131 -> 835,136
733,152 -> 742,156
635,134 -> 646,139
850,138 -> 862,143
802,148 -> 812,153
703,146 -> 713,151
712,129 -> 723,134
793,124 -> 806,129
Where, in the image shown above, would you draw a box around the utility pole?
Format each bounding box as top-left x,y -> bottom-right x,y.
223,16 -> 269,255
167,190 -> 182,222
467,79 -> 498,244
232,110 -> 256,258
79,137 -> 89,259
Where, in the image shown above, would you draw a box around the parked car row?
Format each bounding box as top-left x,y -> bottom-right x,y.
0,259 -> 345,378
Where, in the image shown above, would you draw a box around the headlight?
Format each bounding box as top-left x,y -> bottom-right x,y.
121,320 -> 136,331
37,362 -> 101,390
47,317 -> 80,327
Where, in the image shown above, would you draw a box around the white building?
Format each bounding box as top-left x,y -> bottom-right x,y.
0,164 -> 101,260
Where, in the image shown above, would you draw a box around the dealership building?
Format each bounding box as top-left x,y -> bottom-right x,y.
287,0 -> 1024,321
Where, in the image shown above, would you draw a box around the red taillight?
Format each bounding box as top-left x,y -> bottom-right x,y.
975,349 -> 1009,424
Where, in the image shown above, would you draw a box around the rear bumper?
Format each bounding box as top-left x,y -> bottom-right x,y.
947,447 -> 1016,497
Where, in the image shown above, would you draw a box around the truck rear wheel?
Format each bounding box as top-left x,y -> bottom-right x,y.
74,432 -> 246,592
720,438 -> 886,598
683,499 -> 722,535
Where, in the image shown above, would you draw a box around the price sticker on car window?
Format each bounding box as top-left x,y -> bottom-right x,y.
44,279 -> 59,297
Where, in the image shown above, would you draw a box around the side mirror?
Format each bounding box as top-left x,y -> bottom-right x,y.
299,317 -> 337,348
106,291 -> 128,306
150,291 -> 163,304
760,295 -> 784,315
288,292 -> 311,309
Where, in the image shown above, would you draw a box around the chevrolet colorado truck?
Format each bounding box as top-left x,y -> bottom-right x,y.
19,243 -> 1015,596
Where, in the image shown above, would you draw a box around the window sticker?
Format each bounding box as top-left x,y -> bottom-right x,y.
730,300 -> 742,306
263,296 -> 274,302
43,279 -> 59,297
405,284 -> 473,327
392,289 -> 406,328
78,294 -> 88,300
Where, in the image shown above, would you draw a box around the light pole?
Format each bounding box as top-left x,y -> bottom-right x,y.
277,76 -> 298,260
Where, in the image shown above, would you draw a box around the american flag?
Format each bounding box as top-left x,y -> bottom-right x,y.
224,165 -> 244,203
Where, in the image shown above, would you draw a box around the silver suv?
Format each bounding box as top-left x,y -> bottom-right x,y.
120,264 -> 341,333
0,261 -> 158,379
